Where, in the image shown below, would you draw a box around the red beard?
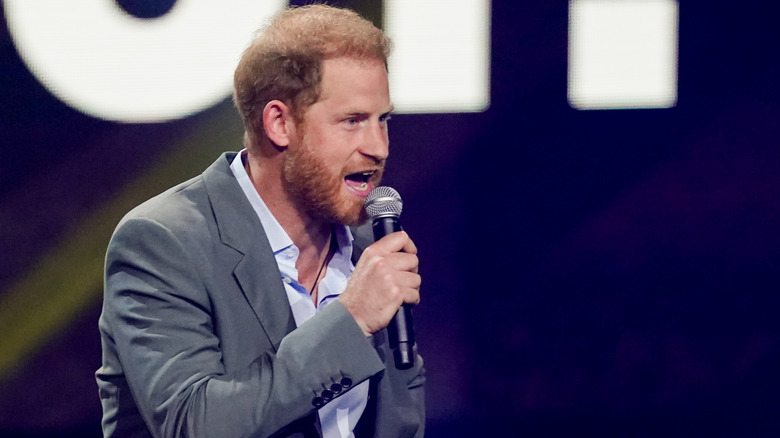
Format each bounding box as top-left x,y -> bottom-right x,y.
281,136 -> 382,226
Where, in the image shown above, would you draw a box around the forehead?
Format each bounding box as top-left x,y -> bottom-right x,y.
315,57 -> 391,110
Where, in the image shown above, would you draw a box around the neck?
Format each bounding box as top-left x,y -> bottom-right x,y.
243,149 -> 333,301
243,149 -> 332,249
308,228 -> 335,303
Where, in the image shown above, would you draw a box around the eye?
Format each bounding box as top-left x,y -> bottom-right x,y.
342,114 -> 368,130
379,113 -> 392,124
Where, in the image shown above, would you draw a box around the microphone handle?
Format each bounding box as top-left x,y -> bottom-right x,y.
372,216 -> 415,369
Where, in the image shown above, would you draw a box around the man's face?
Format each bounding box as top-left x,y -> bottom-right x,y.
282,57 -> 392,226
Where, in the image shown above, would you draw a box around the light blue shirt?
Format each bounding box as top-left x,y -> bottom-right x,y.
230,150 -> 369,438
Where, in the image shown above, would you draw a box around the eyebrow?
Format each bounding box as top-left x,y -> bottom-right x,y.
341,105 -> 395,117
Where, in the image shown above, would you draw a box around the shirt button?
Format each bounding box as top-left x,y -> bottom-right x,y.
283,277 -> 292,284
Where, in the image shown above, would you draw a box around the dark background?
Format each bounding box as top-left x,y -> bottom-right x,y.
2,1 -> 780,436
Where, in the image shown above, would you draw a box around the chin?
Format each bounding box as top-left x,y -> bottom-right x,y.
334,200 -> 369,227
322,186 -> 367,226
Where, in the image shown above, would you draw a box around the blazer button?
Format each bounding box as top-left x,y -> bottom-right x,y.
330,382 -> 343,395
321,389 -> 334,401
340,377 -> 353,389
312,396 -> 324,408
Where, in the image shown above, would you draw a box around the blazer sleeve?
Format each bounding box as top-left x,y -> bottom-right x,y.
102,215 -> 385,438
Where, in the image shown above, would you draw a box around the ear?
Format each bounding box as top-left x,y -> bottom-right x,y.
262,100 -> 295,148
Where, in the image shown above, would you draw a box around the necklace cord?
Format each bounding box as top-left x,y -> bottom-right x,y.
310,229 -> 334,295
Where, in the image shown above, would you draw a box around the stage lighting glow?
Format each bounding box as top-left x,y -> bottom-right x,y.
4,0 -> 285,122
568,0 -> 678,110
5,0 -> 492,122
384,0 -> 491,113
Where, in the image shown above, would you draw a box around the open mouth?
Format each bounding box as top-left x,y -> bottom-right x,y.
344,170 -> 376,196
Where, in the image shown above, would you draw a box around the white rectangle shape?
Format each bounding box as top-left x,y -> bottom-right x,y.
568,0 -> 679,110
384,0 -> 491,113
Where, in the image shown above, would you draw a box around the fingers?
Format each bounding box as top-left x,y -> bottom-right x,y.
398,232 -> 418,255
398,271 -> 422,304
340,231 -> 421,335
369,231 -> 417,255
359,231 -> 419,273
381,252 -> 419,274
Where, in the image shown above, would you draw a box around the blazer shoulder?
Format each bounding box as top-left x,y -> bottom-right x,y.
116,152 -> 238,235
118,174 -> 209,233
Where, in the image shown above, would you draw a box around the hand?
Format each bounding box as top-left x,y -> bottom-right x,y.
340,231 -> 421,336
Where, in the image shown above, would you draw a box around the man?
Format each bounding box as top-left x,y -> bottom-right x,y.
95,5 -> 424,437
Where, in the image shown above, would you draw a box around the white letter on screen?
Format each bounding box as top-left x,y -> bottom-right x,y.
4,0 -> 285,122
384,0 -> 491,113
568,0 -> 678,110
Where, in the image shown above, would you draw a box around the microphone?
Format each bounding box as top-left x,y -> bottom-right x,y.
364,186 -> 416,369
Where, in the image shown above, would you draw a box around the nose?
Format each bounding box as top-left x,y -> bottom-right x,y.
359,119 -> 389,162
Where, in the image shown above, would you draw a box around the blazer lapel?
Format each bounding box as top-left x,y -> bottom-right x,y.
349,223 -> 374,264
232,244 -> 296,351
202,152 -> 296,351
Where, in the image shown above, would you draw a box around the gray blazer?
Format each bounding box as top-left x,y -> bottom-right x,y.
96,152 -> 425,437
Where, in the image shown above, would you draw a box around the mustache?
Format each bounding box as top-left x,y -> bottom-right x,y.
342,159 -> 386,177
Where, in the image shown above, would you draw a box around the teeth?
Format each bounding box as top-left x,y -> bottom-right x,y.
357,182 -> 368,190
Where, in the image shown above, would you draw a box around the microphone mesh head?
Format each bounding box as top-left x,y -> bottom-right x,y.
364,186 -> 403,219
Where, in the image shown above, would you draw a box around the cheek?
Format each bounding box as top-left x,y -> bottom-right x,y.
306,126 -> 362,170
327,140 -> 360,167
